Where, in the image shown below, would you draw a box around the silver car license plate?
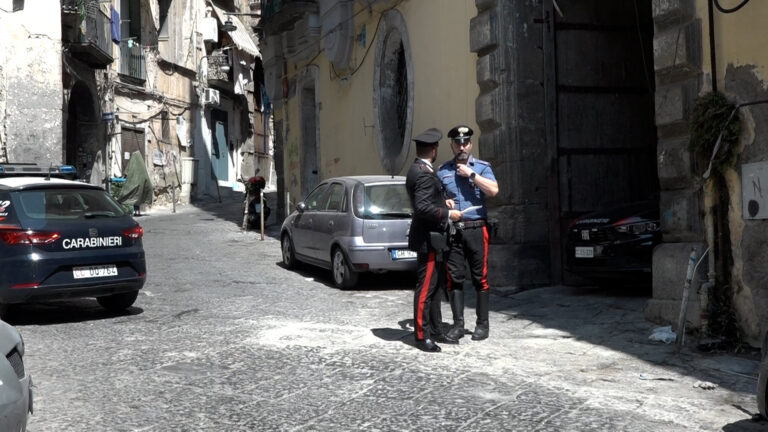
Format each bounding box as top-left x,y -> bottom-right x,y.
391,249 -> 417,260
73,264 -> 118,279
574,247 -> 594,258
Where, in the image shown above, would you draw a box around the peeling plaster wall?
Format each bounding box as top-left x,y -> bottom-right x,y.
0,2 -> 63,165
723,65 -> 768,345
650,0 -> 768,346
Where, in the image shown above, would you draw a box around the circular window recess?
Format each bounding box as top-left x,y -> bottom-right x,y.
373,10 -> 413,176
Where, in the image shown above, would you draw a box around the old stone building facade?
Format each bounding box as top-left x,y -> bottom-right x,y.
259,0 -> 768,345
648,0 -> 768,346
0,0 -> 269,208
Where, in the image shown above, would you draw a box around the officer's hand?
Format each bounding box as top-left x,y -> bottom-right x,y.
449,209 -> 462,221
446,199 -> 455,209
456,164 -> 473,178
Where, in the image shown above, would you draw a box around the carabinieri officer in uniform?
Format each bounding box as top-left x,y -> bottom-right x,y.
438,125 -> 499,341
406,127 -> 462,352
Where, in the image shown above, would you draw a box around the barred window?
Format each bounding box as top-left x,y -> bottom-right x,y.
373,10 -> 413,176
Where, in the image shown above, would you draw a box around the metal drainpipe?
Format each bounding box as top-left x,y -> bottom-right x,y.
700,190 -> 717,338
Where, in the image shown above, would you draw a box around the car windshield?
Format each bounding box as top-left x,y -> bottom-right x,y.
354,183 -> 412,220
11,188 -> 127,221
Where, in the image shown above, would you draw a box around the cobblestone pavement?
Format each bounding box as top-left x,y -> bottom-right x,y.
11,198 -> 767,431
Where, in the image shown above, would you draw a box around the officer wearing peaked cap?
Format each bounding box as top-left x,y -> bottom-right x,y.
406,128 -> 462,352
438,125 -> 499,342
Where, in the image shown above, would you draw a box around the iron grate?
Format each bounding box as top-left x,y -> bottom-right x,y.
6,348 -> 24,380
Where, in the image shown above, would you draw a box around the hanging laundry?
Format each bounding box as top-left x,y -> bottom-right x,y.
111,6 -> 120,44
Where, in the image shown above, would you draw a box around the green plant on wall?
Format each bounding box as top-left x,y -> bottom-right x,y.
689,92 -> 744,346
689,92 -> 742,175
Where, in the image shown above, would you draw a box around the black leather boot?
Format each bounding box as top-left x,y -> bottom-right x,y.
446,290 -> 465,340
472,290 -> 489,341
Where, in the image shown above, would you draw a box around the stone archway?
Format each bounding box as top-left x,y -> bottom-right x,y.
65,81 -> 100,179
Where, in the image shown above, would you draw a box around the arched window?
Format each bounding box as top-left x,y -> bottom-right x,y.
373,10 -> 413,175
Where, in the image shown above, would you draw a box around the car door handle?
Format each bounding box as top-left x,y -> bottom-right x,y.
328,220 -> 334,228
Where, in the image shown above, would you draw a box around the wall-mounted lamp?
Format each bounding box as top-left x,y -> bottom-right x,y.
221,18 -> 237,32
220,12 -> 262,32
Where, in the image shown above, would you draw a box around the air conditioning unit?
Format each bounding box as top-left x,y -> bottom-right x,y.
202,88 -> 220,106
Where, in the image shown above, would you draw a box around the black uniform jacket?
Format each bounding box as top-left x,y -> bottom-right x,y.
406,158 -> 449,253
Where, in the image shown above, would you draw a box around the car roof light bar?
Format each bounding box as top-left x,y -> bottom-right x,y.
0,163 -> 77,179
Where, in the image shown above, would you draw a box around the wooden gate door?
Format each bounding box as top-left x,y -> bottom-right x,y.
543,0 -> 659,282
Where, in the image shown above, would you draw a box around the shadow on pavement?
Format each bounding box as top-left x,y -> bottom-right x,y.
277,260 -> 416,291
478,283 -> 760,396
5,300 -> 143,325
371,327 -> 411,343
722,415 -> 768,431
372,318 -> 470,350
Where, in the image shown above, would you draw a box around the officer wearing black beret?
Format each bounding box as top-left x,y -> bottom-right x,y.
438,125 -> 499,341
406,128 -> 462,352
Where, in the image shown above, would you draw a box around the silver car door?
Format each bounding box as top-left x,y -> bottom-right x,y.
292,183 -> 329,257
310,182 -> 346,263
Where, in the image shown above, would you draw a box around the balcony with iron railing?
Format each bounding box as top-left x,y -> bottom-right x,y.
118,41 -> 147,82
260,0 -> 317,33
206,49 -> 233,91
61,0 -> 113,68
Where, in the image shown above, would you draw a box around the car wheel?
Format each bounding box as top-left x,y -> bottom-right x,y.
332,248 -> 358,289
759,357 -> 768,419
97,291 -> 138,312
282,234 -> 298,269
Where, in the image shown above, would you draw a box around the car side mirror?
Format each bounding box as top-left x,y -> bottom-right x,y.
296,202 -> 307,213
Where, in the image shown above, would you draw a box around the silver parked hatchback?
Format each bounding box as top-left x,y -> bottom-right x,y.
0,319 -> 32,431
280,176 -> 417,288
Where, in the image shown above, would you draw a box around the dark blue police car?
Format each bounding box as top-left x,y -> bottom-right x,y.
0,164 -> 145,315
565,200 -> 661,282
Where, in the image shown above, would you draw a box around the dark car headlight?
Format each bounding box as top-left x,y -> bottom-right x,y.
615,221 -> 659,234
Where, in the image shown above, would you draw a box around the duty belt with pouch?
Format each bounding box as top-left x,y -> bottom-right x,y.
456,219 -> 486,230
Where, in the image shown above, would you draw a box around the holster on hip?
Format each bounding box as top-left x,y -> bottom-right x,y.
428,231 -> 449,252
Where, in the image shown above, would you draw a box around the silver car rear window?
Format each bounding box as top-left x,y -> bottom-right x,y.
354,183 -> 412,220
11,188 -> 127,221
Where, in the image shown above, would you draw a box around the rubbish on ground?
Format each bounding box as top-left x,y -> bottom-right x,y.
693,381 -> 718,390
649,326 -> 676,344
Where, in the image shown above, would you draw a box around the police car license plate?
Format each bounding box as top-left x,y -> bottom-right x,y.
575,247 -> 594,258
73,264 -> 118,279
391,249 -> 417,260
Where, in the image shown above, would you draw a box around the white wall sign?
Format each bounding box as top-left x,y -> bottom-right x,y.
742,161 -> 768,219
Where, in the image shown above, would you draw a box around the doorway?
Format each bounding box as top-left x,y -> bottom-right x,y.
120,126 -> 146,170
65,81 -> 97,177
211,109 -> 229,181
543,0 -> 659,282
300,81 -> 319,198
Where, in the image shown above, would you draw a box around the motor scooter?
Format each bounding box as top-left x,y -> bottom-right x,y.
242,176 -> 271,231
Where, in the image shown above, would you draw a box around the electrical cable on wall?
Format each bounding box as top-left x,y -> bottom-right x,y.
330,0 -> 405,81
281,0 -> 403,75
713,0 -> 752,13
